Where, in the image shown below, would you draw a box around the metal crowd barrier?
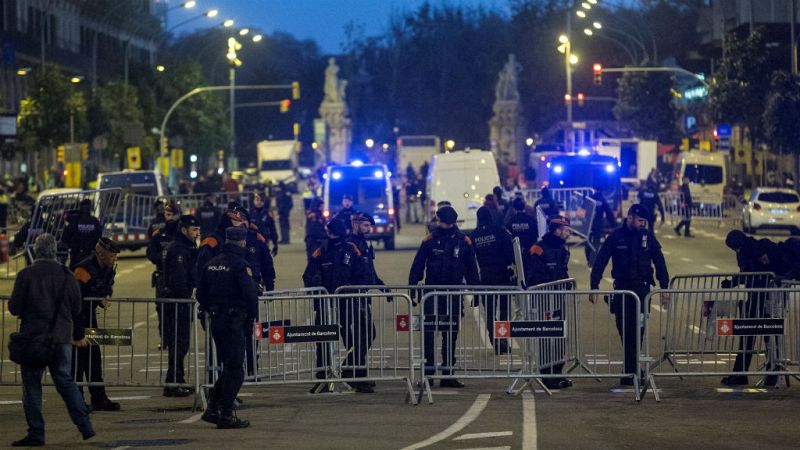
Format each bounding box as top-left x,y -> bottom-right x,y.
416,289 -> 644,404
644,287 -> 800,402
659,191 -> 739,228
0,296 -> 202,404
203,291 -> 418,407
669,272 -> 776,290
519,187 -> 595,213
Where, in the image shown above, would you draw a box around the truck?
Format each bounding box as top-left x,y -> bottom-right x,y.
595,138 -> 657,187
396,135 -> 440,178
257,140 -> 298,190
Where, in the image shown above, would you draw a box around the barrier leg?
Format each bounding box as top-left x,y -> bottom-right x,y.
404,378 -> 419,406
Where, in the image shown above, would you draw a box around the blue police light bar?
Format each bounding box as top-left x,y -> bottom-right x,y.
553,165 -> 564,174
605,164 -> 615,173
351,160 -> 364,166
374,170 -> 384,178
332,171 -> 342,180
577,148 -> 591,156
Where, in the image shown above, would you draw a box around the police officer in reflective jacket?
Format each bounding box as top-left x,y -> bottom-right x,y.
527,216 -> 572,389
590,204 -> 670,384
161,214 -> 200,397
409,206 -> 480,388
303,218 -> 364,391
62,199 -> 102,270
471,207 -> 514,354
342,213 -> 383,393
197,226 -> 258,429
72,237 -> 121,411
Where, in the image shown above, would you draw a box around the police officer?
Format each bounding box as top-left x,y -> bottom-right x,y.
409,206 -> 479,387
527,215 -> 572,389
534,187 -> 560,216
72,237 -> 121,411
342,213 -> 383,393
147,202 -> 181,344
197,226 -> 258,429
277,183 -> 294,244
471,207 -> 514,354
303,218 -> 364,392
585,187 -> 617,266
250,192 -> 279,256
61,199 -> 102,270
196,194 -> 222,240
637,181 -> 664,233
590,204 -> 670,385
673,176 -> 693,237
334,194 -> 358,235
161,214 -> 200,397
721,230 -> 781,387
304,199 -> 327,261
147,200 -> 167,239
427,201 -> 453,234
506,197 -> 538,257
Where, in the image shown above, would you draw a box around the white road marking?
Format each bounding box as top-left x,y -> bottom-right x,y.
454,432 -> 513,441
108,395 -> 150,401
179,413 -> 203,424
664,235 -> 675,240
453,447 -> 511,450
652,304 -> 662,312
400,394 -> 491,450
688,325 -> 702,334
716,388 -> 769,393
704,264 -> 720,271
522,392 -> 537,450
119,269 -> 134,275
661,250 -> 671,255
680,257 -> 692,262
133,263 -> 147,270
603,277 -> 613,285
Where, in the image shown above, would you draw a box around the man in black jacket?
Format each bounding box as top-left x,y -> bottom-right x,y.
9,234 -> 95,446
304,199 -> 327,261
61,199 -> 102,270
638,182 -> 664,233
409,206 -> 479,387
72,237 -> 121,411
250,192 -> 279,256
585,188 -> 617,266
161,215 -> 200,397
197,226 -> 259,429
472,207 -> 515,354
673,176 -> 693,237
534,187 -> 560,217
590,204 -> 670,384
277,184 -> 294,244
527,216 -> 572,389
196,194 -> 222,240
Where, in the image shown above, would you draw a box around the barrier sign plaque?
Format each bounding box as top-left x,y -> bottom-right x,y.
717,318 -> 784,336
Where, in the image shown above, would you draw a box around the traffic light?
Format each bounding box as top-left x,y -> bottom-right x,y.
280,99 -> 291,113
291,81 -> 301,100
160,137 -> 168,156
227,37 -> 242,67
593,63 -> 602,85
564,93 -> 572,106
577,93 -> 585,107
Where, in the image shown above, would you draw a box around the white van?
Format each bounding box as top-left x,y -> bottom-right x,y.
426,150 -> 501,231
674,151 -> 727,199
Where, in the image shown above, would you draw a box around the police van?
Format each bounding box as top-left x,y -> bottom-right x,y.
323,163 -> 396,250
548,153 -> 623,217
97,170 -> 169,251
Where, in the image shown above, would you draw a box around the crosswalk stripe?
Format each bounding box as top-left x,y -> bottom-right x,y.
454,432 -> 513,441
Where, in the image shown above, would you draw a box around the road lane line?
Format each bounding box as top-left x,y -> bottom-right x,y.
400,394 -> 491,450
661,250 -> 670,255
522,392 -> 537,450
453,447 -> 511,450
603,277 -> 613,285
680,257 -> 692,262
704,264 -> 720,271
179,413 -> 204,424
454,432 -> 513,441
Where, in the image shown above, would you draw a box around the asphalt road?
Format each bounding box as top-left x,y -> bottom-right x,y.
1,213 -> 799,449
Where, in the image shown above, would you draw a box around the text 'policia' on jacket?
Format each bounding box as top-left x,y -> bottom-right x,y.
409,227 -> 480,286
196,243 -> 260,320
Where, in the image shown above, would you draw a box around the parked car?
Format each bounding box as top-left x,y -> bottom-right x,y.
742,187 -> 800,235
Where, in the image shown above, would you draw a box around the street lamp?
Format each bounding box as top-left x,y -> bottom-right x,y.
238,28 -> 250,36
252,34 -> 263,43
593,21 -> 602,29
156,64 -> 166,72
365,138 -> 375,149
70,76 -> 84,84
206,9 -> 219,18
584,29 -> 593,36
183,1 -> 197,9
16,67 -> 31,76
576,10 -> 586,18
557,34 -> 574,125
526,137 -> 534,147
223,19 -> 234,27
581,2 -> 592,9
445,140 -> 455,151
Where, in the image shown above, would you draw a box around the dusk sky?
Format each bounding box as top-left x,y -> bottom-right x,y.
169,0 -> 508,54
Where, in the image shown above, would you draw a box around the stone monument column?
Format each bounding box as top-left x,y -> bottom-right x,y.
318,58 -> 352,165
489,54 -> 526,168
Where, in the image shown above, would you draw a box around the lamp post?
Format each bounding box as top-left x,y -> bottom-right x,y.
227,36 -> 243,167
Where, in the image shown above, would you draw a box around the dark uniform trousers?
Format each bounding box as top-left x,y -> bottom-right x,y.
733,291 -> 778,373
338,298 -> 375,378
314,298 -> 334,379
72,311 -> 105,400
209,307 -> 248,411
163,303 -> 192,385
480,271 -> 511,351
423,293 -> 462,376
612,280 -> 650,376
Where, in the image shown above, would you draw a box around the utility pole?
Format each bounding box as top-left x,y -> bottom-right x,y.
792,0 -> 797,75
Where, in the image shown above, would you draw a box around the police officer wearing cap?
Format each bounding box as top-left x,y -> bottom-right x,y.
303,218 -> 365,392
71,237 -> 121,411
590,204 -> 670,385
527,215 -> 572,389
147,200 -> 167,239
471,206 -> 514,354
304,198 -> 327,261
333,194 -> 358,235
147,202 -> 181,296
409,205 -> 479,388
62,199 -> 102,270
250,191 -> 279,256
161,214 -> 200,397
197,226 -> 259,429
342,213 -> 383,393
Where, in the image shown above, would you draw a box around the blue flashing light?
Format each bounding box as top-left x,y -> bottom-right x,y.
605,164 -> 615,173
351,160 -> 364,167
553,165 -> 564,174
374,170 -> 384,178
332,171 -> 342,180
577,148 -> 591,156
322,173 -> 329,180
